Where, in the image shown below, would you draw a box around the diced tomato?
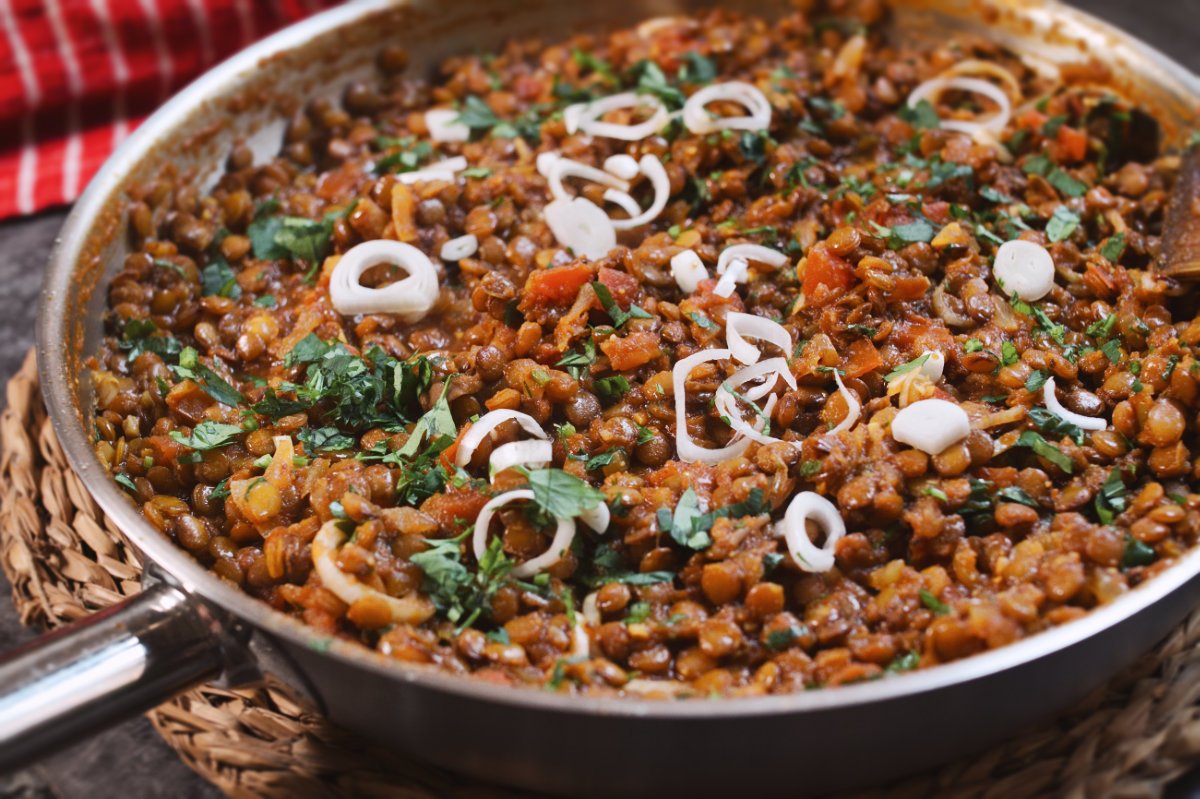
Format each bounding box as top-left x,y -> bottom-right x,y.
600,330 -> 662,371
145,434 -> 190,466
1016,109 -> 1048,131
803,243 -> 856,305
440,421 -> 472,470
1056,125 -> 1088,163
524,263 -> 594,306
420,487 -> 490,532
843,338 -> 882,378
922,201 -> 951,225
597,266 -> 640,309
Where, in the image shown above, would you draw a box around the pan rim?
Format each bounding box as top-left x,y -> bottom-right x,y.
36,0 -> 1200,719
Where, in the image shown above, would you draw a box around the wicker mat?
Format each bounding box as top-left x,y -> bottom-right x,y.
4,348 -> 1200,799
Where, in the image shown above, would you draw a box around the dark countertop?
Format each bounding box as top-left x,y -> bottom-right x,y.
0,2 -> 1197,796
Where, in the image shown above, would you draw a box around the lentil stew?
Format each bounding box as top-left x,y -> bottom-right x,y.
90,1 -> 1200,698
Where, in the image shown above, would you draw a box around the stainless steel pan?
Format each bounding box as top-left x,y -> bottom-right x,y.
2,1 -> 1199,796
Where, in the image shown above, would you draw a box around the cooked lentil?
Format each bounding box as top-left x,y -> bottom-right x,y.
90,3 -> 1200,698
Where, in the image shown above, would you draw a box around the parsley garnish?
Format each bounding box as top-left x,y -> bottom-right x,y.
1015,430 -> 1073,473
919,589 -> 951,615
1028,407 -> 1085,445
1045,206 -> 1081,242
591,281 -> 651,327
169,421 -> 244,451
884,353 -> 930,381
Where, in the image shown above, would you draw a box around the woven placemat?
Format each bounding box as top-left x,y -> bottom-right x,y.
3,348 -> 1200,799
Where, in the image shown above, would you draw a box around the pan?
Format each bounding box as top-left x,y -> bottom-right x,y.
2,1 -> 1199,796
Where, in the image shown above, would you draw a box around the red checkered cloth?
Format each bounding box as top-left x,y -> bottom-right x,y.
0,0 -> 342,219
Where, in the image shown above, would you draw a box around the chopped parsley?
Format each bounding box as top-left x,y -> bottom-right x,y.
169,421 -> 244,451
1015,430 -> 1073,473
919,589 -> 951,615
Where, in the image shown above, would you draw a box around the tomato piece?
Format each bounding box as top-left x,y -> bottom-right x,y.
843,338 -> 883,378
440,421 -> 472,471
1056,125 -> 1088,163
600,330 -> 662,371
525,263 -> 594,306
1016,109 -> 1048,131
597,266 -> 640,309
803,243 -> 856,305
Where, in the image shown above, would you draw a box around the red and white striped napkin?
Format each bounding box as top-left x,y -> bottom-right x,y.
0,0 -> 342,220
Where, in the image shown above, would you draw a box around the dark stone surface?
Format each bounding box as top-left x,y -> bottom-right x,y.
0,2 -> 1196,796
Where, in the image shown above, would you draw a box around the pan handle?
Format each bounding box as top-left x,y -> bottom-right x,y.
0,582 -> 226,771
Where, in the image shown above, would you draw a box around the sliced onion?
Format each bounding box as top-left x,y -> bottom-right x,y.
570,622 -> 590,659
717,244 -> 789,274
682,81 -> 772,134
670,250 -> 709,294
609,155 -> 670,231
725,312 -> 792,365
993,239 -> 1055,301
456,409 -> 549,469
891,398 -> 971,455
908,76 -> 1012,138
603,188 -> 643,219
1043,376 -> 1107,431
536,151 -> 560,177
604,154 -> 640,180
489,439 -> 553,475
581,591 -> 601,626
941,59 -> 1023,101
547,156 -> 630,201
579,501 -> 611,534
313,521 -> 435,623
565,92 -> 669,141
473,489 -> 576,578
674,348 -> 755,464
921,351 -> 946,382
727,357 -> 796,400
544,196 -> 617,260
395,156 -> 469,185
425,109 -> 470,143
715,390 -> 779,445
440,234 -> 478,261
329,240 -> 440,323
826,371 -> 861,436
713,260 -> 747,298
776,492 -> 847,573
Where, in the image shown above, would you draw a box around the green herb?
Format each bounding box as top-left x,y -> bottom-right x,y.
1121,534 -> 1156,569
677,51 -> 717,83
454,95 -> 502,132
899,99 -> 940,130
1000,341 -> 1019,366
625,601 -> 653,625
1095,468 -> 1129,525
591,280 -> 650,327
996,486 -> 1039,508
884,353 -> 931,381
1087,314 -> 1117,340
119,318 -> 182,362
1101,339 -> 1122,363
765,625 -> 808,651
980,185 -> 1015,204
113,473 -> 138,493
209,478 -> 231,502
631,60 -> 685,108
556,339 -> 596,380
373,139 -> 433,175
924,486 -> 949,502
1028,407 -> 1085,445
1048,169 -> 1088,198
800,459 -> 821,477
200,256 -> 242,299
1015,430 -> 1073,473
585,570 -> 674,588
522,468 -> 606,522
689,312 -> 720,332
1024,369 -> 1048,393
297,426 -> 355,453
252,453 -> 273,470
486,628 -> 510,645
848,324 -> 877,339
919,589 -> 951,615
595,375 -> 631,402
169,421 -> 244,451
1045,206 -> 1081,242
738,130 -> 770,164
964,338 -> 984,353
410,533 -> 515,629
395,382 -> 457,459
657,487 -> 768,552
585,448 -> 623,471
253,294 -> 277,308
1100,232 -> 1127,262
886,651 -> 920,673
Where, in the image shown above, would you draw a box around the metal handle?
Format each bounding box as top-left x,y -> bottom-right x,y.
0,582 -> 224,771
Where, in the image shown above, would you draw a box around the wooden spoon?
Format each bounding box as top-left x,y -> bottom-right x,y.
1160,146 -> 1200,279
